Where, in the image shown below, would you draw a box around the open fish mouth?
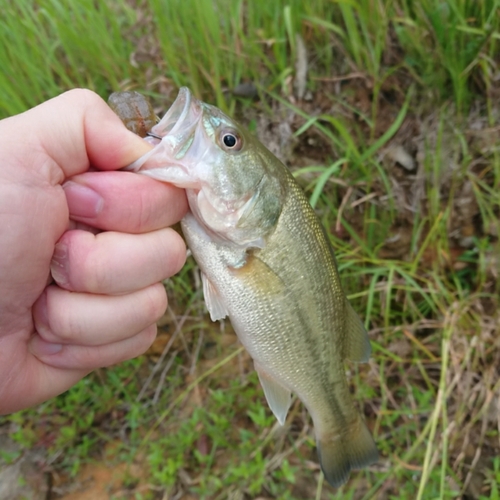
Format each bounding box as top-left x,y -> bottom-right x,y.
148,87 -> 202,140
126,87 -> 203,173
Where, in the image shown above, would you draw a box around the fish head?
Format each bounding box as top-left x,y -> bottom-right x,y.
128,88 -> 284,248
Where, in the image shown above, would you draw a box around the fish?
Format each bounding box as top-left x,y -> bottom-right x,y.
121,87 -> 378,487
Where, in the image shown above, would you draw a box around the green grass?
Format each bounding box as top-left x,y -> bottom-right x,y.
0,0 -> 138,115
1,0 -> 500,498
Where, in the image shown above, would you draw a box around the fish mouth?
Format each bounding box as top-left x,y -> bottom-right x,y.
126,87 -> 204,177
149,87 -> 201,139
148,87 -> 202,141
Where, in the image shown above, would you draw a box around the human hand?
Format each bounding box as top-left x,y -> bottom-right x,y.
0,90 -> 188,414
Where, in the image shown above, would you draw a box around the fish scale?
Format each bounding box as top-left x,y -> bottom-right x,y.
233,172 -> 351,416
118,87 -> 379,488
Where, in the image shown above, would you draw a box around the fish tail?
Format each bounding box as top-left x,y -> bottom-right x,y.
316,417 -> 378,488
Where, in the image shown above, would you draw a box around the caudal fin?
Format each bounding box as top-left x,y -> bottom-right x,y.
317,418 -> 378,488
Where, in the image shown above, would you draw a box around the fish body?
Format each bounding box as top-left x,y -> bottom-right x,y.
124,88 -> 378,487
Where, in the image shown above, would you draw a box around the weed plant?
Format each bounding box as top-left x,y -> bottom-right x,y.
1,0 -> 499,499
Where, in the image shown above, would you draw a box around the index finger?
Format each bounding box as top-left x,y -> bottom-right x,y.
63,171 -> 188,232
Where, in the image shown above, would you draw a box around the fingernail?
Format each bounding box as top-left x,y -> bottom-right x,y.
63,181 -> 104,218
30,335 -> 63,356
33,292 -> 50,336
51,243 -> 69,287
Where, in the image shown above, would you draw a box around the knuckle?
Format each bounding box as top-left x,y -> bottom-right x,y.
63,88 -> 103,107
127,188 -> 155,233
168,231 -> 187,275
132,324 -> 158,358
156,229 -> 187,279
82,246 -> 113,293
142,284 -> 168,323
46,292 -> 82,343
65,231 -> 115,294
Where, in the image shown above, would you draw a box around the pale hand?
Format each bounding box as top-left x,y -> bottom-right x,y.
0,90 -> 188,414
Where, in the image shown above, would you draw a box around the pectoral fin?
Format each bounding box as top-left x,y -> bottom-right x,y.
255,363 -> 291,426
345,300 -> 371,363
201,272 -> 228,321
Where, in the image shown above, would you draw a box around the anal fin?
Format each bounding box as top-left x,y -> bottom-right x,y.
254,363 -> 291,426
345,300 -> 371,363
201,272 -> 228,321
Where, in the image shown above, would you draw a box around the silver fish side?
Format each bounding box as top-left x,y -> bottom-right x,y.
121,87 -> 378,487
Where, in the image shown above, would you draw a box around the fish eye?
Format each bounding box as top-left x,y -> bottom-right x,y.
223,134 -> 237,147
220,129 -> 243,151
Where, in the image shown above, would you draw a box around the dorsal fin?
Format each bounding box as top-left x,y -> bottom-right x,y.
344,300 -> 371,363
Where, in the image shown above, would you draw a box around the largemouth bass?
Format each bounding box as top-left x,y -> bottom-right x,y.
121,88 -> 378,487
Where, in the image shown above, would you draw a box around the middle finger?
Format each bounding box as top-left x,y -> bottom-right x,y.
51,227 -> 186,294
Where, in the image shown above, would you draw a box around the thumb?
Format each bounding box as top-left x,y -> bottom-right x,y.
9,89 -> 152,179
